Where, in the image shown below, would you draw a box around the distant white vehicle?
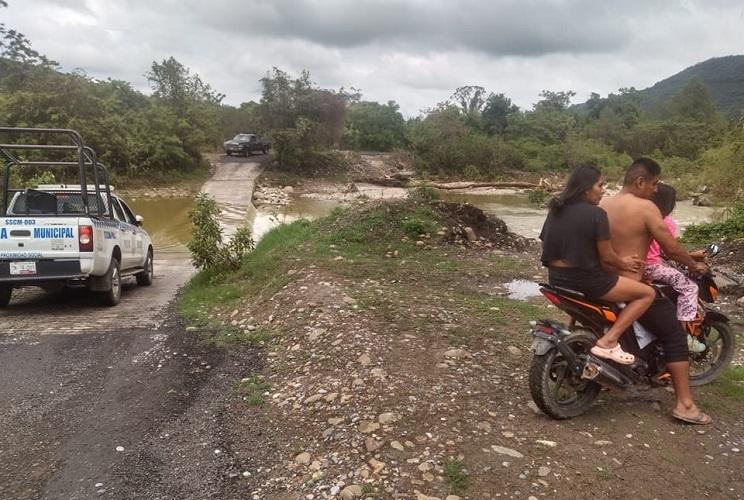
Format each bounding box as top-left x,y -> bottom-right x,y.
0,128 -> 154,306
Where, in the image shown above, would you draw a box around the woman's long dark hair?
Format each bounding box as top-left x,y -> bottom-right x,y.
548,163 -> 602,215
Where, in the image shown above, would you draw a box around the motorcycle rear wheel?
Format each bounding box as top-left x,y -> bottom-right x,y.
689,320 -> 736,386
529,330 -> 601,419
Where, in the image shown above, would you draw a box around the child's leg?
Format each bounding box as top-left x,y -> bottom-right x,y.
645,264 -> 698,321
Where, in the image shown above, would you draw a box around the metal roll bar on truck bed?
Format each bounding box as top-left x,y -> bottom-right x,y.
0,127 -> 113,219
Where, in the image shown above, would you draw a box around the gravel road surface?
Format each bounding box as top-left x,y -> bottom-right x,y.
0,155 -> 264,499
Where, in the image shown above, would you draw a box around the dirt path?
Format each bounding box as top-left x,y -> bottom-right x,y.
0,155 -> 264,499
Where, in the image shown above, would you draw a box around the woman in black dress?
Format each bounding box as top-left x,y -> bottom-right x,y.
540,163 -> 655,364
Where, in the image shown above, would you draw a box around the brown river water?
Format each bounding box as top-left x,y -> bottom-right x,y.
129,190 -> 716,255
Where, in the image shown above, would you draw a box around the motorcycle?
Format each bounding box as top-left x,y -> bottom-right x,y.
529,244 -> 736,420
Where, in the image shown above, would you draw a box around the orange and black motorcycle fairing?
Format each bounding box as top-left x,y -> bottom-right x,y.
528,264 -> 735,420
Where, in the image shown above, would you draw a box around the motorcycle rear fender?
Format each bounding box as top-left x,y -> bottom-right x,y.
531,338 -> 554,356
530,330 -> 580,365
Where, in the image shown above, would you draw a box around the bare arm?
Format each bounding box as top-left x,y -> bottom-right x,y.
597,240 -> 643,273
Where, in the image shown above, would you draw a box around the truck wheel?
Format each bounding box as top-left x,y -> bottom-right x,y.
99,258 -> 121,306
136,249 -> 154,286
0,285 -> 12,307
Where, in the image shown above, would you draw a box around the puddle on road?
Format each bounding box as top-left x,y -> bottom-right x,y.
505,279 -> 543,300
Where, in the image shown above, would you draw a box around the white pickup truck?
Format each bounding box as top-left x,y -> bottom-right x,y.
0,185 -> 154,306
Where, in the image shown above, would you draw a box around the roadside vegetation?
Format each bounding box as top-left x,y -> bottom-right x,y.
2,0 -> 743,201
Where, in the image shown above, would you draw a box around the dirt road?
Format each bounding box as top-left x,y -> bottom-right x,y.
0,155 -> 263,499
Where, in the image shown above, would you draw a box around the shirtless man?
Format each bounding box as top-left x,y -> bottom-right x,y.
601,157 -> 712,425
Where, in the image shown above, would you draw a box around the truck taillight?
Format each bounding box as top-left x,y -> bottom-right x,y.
79,225 -> 93,252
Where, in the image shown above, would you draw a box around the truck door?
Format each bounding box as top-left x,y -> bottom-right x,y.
111,198 -> 136,269
118,199 -> 144,268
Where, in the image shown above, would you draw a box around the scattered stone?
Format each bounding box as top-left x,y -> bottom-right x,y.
446,496 -> 462,500
282,185 -> 294,194
594,440 -> 613,447
378,412 -> 400,424
328,417 -> 344,425
501,431 -> 515,438
357,353 -> 371,366
365,437 -> 382,452
536,439 -> 557,448
294,452 -> 311,465
476,421 -> 492,433
491,445 -> 523,458
343,295 -> 357,305
464,227 -> 477,242
359,421 -> 381,433
304,394 -> 324,404
507,346 -> 521,355
115,446 -> 124,452
416,494 -> 442,500
538,466 -> 551,477
443,348 -> 467,359
369,458 -> 385,474
736,296 -> 744,308
391,440 -> 405,451
340,485 -> 363,499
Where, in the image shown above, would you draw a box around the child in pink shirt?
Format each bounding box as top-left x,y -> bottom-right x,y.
643,183 -> 705,352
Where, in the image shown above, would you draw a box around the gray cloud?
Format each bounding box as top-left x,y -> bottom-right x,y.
3,0 -> 743,116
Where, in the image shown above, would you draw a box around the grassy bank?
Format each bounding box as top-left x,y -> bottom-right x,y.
179,198 -> 548,344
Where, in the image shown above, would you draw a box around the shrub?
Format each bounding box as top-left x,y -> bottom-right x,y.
409,183 -> 441,203
187,193 -> 254,271
402,217 -> 437,239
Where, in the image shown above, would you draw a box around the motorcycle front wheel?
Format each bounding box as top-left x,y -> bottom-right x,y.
529,330 -> 601,419
689,320 -> 736,386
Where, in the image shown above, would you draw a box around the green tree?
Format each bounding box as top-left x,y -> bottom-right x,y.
665,77 -> 719,122
342,100 -> 406,151
481,93 -> 519,135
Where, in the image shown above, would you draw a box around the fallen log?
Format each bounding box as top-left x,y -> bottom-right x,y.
429,181 -> 542,190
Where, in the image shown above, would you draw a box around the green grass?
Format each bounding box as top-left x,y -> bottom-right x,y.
234,375 -> 271,406
594,466 -> 613,481
444,458 -> 470,493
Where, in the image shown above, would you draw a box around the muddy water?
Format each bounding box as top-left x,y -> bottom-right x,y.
439,189 -> 715,239
127,197 -> 194,253
126,189 -> 716,254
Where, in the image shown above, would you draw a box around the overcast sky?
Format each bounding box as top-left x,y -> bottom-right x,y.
4,0 -> 743,116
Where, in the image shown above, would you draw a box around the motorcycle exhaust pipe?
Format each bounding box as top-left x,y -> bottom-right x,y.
581,355 -> 633,390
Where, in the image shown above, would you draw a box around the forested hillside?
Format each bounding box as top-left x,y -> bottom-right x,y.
638,55 -> 744,118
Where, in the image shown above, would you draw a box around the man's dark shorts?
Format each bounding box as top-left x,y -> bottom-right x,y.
637,292 -> 688,363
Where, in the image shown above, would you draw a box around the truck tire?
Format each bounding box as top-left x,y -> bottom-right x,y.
99,257 -> 121,306
136,249 -> 154,286
0,285 -> 12,307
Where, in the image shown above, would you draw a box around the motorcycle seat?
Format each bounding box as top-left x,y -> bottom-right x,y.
539,283 -> 620,311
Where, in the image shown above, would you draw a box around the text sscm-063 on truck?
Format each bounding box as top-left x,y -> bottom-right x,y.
0,128 -> 155,307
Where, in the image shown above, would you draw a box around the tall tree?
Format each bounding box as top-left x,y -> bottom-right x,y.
0,1 -> 56,66
481,93 -> 519,135
451,86 -> 488,115
665,77 -> 719,122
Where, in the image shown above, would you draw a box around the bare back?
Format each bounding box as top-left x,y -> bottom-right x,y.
600,192 -> 659,280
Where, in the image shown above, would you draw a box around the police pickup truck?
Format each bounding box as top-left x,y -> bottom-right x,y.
0,185 -> 154,307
